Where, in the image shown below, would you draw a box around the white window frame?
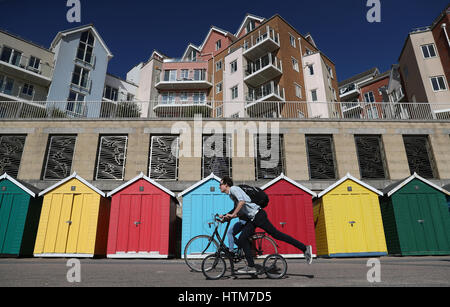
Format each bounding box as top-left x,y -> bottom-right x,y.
22,83 -> 34,96
294,83 -> 302,99
216,82 -> 223,94
231,85 -> 238,100
308,64 -> 314,75
364,91 -> 375,103
430,76 -> 448,92
71,65 -> 90,89
215,40 -> 222,51
292,57 -> 299,72
289,33 -> 296,48
421,43 -> 437,59
216,60 -> 222,72
230,60 -> 238,73
311,89 -> 318,102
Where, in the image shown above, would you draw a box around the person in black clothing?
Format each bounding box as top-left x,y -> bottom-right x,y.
219,176 -> 312,274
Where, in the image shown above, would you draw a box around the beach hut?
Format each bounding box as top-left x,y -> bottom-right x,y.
260,174 -> 317,258
313,173 -> 388,257
380,173 -> 450,256
0,173 -> 42,257
106,173 -> 178,258
443,184 -> 450,213
179,173 -> 236,257
33,173 -> 110,258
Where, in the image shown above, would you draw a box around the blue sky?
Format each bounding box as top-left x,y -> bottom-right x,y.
0,0 -> 448,82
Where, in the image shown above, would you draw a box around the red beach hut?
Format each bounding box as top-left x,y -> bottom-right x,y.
106,173 -> 178,258
260,174 -> 317,258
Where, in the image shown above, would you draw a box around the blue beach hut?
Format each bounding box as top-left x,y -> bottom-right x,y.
179,173 -> 237,258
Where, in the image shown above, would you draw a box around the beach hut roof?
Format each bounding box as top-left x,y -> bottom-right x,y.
107,172 -> 176,198
317,173 -> 383,198
0,173 -> 38,197
260,173 -> 317,197
178,173 -> 222,197
38,172 -> 106,197
383,173 -> 450,197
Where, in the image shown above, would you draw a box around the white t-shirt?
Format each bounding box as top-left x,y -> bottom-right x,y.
228,186 -> 261,221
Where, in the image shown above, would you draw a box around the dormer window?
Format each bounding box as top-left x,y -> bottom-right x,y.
215,40 -> 222,51
76,30 -> 95,64
246,20 -> 256,33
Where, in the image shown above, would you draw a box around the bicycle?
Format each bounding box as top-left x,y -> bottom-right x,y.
184,214 -> 278,272
200,214 -> 288,280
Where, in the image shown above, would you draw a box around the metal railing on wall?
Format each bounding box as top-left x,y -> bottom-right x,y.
0,100 -> 449,120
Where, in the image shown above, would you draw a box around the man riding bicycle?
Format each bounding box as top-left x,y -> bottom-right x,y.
219,176 -> 313,274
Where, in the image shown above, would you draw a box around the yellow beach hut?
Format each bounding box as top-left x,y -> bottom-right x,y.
313,173 -> 388,257
33,173 -> 110,258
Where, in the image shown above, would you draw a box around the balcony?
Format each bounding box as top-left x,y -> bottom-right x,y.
339,83 -> 360,101
244,53 -> 282,87
155,69 -> 212,90
245,81 -> 285,116
0,78 -> 47,104
243,26 -> 280,60
153,94 -> 213,117
0,47 -> 53,86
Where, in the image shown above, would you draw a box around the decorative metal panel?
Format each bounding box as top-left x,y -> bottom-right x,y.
403,136 -> 435,179
355,135 -> 386,179
202,135 -> 232,178
0,135 -> 26,178
43,136 -> 76,180
255,135 -> 284,180
149,136 -> 179,180
306,135 -> 336,180
95,136 -> 128,180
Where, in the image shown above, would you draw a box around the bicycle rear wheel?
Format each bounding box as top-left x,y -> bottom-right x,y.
263,254 -> 287,279
202,254 -> 226,280
251,234 -> 278,258
184,235 -> 219,272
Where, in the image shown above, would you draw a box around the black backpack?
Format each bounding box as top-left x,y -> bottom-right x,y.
238,185 -> 269,208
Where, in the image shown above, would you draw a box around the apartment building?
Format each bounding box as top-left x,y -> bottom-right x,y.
130,13 -> 340,119
0,25 -> 137,118
398,5 -> 450,118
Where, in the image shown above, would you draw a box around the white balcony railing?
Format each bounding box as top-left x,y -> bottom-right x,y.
0,46 -> 53,79
0,100 -> 449,120
243,26 -> 280,59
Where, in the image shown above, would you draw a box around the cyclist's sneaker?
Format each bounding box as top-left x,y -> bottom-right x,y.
237,266 -> 257,274
304,245 -> 313,265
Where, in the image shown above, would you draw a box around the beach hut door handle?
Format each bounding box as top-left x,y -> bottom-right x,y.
349,221 -> 356,227
66,221 -> 72,225
280,222 -> 287,228
417,220 -> 424,224
134,221 -> 141,226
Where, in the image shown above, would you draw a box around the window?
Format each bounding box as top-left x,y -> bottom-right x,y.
28,56 -> 41,71
305,135 -> 337,180
364,91 -> 375,102
308,64 -> 314,75
216,106 -> 223,118
67,91 -> 85,115
76,30 -> 95,64
255,134 -> 285,180
22,83 -> 34,96
180,69 -> 189,80
149,135 -> 179,180
180,92 -> 188,102
0,46 -> 22,66
216,82 -> 222,94
421,44 -> 437,59
71,65 -> 90,89
215,40 -> 222,51
194,69 -> 205,81
295,83 -> 302,99
216,60 -> 222,72
42,135 -> 77,180
161,92 -> 176,104
355,135 -> 387,179
202,134 -> 232,178
193,92 -> 206,103
95,135 -> 128,180
403,135 -> 437,179
326,64 -> 334,78
0,135 -> 26,178
230,60 -> 238,73
190,50 -> 197,62
103,85 -> 118,101
164,70 -> 177,81
311,89 -> 318,102
292,57 -> 299,72
2,77 -> 14,95
289,34 -> 296,48
430,76 -> 447,91
231,85 -> 238,99
246,20 -> 256,33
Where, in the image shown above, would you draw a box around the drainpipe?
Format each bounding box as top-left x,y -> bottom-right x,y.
441,23 -> 450,48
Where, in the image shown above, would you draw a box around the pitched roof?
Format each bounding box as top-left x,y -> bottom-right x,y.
317,173 -> 383,198
199,26 -> 237,51
235,13 -> 266,37
383,173 -> 450,197
260,173 -> 317,197
50,24 -> 113,59
338,67 -> 380,87
0,173 -> 39,197
107,172 -> 176,198
38,172 -> 106,197
178,173 -> 222,197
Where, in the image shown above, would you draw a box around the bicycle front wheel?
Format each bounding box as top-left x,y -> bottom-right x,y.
184,235 -> 219,272
202,254 -> 226,280
263,254 -> 287,279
